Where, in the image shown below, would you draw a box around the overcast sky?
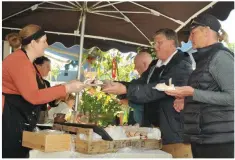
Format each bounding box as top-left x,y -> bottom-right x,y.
220,9 -> 235,43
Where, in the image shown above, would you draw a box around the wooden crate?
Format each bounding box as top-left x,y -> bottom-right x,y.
22,131 -> 71,152
53,123 -> 63,131
76,138 -> 162,154
53,124 -> 162,154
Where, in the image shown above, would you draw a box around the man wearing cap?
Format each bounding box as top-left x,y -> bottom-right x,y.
165,14 -> 234,158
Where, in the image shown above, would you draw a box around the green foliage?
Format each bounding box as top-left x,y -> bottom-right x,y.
79,49 -> 137,126
50,65 -> 60,81
227,43 -> 235,52
137,46 -> 157,59
90,49 -> 135,82
80,88 -> 121,127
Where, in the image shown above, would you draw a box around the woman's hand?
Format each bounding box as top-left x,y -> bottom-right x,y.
65,80 -> 87,93
173,98 -> 185,112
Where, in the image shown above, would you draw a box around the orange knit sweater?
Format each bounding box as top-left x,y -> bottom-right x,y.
2,50 -> 66,110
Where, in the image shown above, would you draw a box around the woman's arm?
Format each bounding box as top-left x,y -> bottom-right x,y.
8,60 -> 66,105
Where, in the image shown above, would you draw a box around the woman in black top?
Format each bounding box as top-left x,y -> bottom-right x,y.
34,56 -> 59,123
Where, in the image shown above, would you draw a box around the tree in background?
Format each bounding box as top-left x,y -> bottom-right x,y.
90,49 -> 136,82
49,64 -> 60,81
227,43 -> 235,52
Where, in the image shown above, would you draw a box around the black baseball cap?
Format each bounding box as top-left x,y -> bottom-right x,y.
189,14 -> 221,33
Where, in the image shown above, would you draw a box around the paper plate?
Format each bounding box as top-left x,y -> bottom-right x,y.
86,83 -> 104,86
36,123 -> 53,127
152,86 -> 175,91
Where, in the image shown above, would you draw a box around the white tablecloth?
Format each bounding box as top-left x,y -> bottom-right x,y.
30,147 -> 172,158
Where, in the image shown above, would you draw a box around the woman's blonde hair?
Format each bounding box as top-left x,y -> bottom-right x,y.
5,32 -> 21,50
54,93 -> 75,105
19,24 -> 41,48
64,93 -> 75,102
218,28 -> 229,43
200,26 -> 229,43
6,25 -> 42,50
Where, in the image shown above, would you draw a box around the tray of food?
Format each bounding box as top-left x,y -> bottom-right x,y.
52,123 -> 162,154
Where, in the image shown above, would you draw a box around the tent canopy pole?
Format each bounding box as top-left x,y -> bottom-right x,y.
75,2 -> 87,111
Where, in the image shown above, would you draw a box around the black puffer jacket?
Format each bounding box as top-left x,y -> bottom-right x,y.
184,43 -> 234,144
125,50 -> 193,144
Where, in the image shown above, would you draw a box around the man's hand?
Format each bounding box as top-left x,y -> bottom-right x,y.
102,82 -> 127,95
165,86 -> 194,98
173,98 -> 185,112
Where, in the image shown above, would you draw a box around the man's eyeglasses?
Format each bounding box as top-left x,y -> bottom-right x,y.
153,41 -> 165,47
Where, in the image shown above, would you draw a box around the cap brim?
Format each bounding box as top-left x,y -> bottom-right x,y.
182,24 -> 197,35
179,30 -> 190,36
190,24 -> 201,32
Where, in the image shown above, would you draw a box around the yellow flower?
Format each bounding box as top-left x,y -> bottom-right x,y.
97,93 -> 103,100
65,112 -> 72,122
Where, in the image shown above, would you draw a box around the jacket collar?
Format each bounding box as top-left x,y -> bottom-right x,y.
156,50 -> 178,67
194,43 -> 223,61
161,50 -> 188,76
197,42 -> 223,53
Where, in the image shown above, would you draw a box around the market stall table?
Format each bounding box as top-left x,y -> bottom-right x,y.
30,147 -> 172,158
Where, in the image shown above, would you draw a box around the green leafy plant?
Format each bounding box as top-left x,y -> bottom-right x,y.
79,49 -> 137,126
80,88 -> 122,127
227,42 -> 235,52
90,49 -> 135,82
50,65 -> 60,81
137,46 -> 157,59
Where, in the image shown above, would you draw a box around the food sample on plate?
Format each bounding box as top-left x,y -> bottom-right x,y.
84,71 -> 97,80
105,125 -> 161,140
84,79 -> 104,85
92,79 -> 104,85
155,83 -> 175,91
83,72 -> 103,85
